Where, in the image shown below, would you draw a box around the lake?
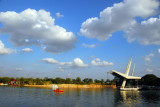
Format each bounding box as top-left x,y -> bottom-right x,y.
0,86 -> 160,107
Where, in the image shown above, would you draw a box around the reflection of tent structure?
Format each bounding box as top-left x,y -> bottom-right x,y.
120,91 -> 140,106
110,57 -> 141,90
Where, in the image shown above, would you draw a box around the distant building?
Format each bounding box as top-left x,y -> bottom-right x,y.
10,79 -> 20,86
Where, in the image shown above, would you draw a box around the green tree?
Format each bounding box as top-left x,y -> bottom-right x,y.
141,74 -> 159,86
72,79 -> 76,84
94,79 -> 101,84
76,77 -> 82,84
110,79 -> 116,85
55,77 -> 65,84
88,78 -> 93,84
65,78 -> 72,84
16,77 -> 20,81
35,78 -> 43,85
0,77 -> 11,83
20,77 -> 25,83
101,79 -> 105,85
83,78 -> 89,84
27,78 -> 34,85
105,79 -> 111,85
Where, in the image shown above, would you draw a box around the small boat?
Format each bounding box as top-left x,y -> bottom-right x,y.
54,88 -> 64,92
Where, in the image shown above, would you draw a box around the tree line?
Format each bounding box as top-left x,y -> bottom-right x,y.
141,74 -> 160,86
0,77 -> 116,85
1,74 -> 158,86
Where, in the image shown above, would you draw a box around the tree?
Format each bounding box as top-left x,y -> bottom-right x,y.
65,78 -> 72,84
101,79 -> 105,85
72,79 -> 76,84
88,78 -> 93,84
55,77 -> 65,84
94,79 -> 101,84
141,74 -> 159,86
0,77 -> 11,83
20,77 -> 25,84
83,78 -> 89,84
35,78 -> 43,85
105,79 -> 111,85
16,77 -> 20,81
27,78 -> 34,85
76,77 -> 82,84
110,79 -> 116,85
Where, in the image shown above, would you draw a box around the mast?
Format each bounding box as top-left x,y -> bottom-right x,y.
131,64 -> 135,76
125,56 -> 132,76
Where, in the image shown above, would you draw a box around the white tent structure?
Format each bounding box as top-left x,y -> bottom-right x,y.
110,57 -> 141,90
52,84 -> 58,90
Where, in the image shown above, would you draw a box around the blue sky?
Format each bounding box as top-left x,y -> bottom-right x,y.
0,0 -> 160,80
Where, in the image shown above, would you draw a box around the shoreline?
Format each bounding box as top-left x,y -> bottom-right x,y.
24,84 -> 116,89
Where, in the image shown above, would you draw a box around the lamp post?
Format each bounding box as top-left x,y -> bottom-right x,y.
107,72 -> 109,80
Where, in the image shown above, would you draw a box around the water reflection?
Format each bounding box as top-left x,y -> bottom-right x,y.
60,88 -> 115,107
1,86 -> 160,107
115,90 -> 141,107
141,90 -> 160,104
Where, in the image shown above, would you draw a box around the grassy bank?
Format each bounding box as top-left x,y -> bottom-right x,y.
24,84 -> 116,89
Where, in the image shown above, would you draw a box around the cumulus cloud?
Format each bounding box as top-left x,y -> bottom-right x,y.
82,43 -> 96,48
16,68 -> 23,71
0,40 -> 15,55
144,53 -> 155,62
59,62 -> 72,66
59,58 -> 88,68
21,48 -> 33,52
57,67 -> 64,71
125,17 -> 160,45
80,0 -> 159,41
56,12 -> 64,18
0,9 -> 77,54
42,58 -> 58,64
73,58 -> 88,67
91,58 -> 114,67
158,49 -> 160,54
146,68 -> 153,72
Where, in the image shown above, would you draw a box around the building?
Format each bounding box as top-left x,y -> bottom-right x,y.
9,79 -> 21,86
110,57 -> 141,90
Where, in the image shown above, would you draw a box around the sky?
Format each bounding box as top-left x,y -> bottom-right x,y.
0,0 -> 160,80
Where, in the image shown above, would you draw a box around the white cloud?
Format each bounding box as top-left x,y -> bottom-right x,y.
80,0 -> 159,41
73,58 -> 88,67
144,53 -> 155,62
42,58 -> 58,64
59,62 -> 72,66
91,58 -> 114,67
56,12 -> 64,18
21,48 -> 33,52
59,58 -> 88,68
158,49 -> 160,54
125,17 -> 160,45
0,9 -> 77,54
146,68 -> 153,72
57,67 -> 64,71
82,43 -> 96,48
16,68 -> 23,71
0,40 -> 15,55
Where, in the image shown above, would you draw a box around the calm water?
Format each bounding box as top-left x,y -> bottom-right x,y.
0,86 -> 160,107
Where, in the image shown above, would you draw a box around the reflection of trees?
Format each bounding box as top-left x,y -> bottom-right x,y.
141,91 -> 160,103
114,91 -> 140,107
